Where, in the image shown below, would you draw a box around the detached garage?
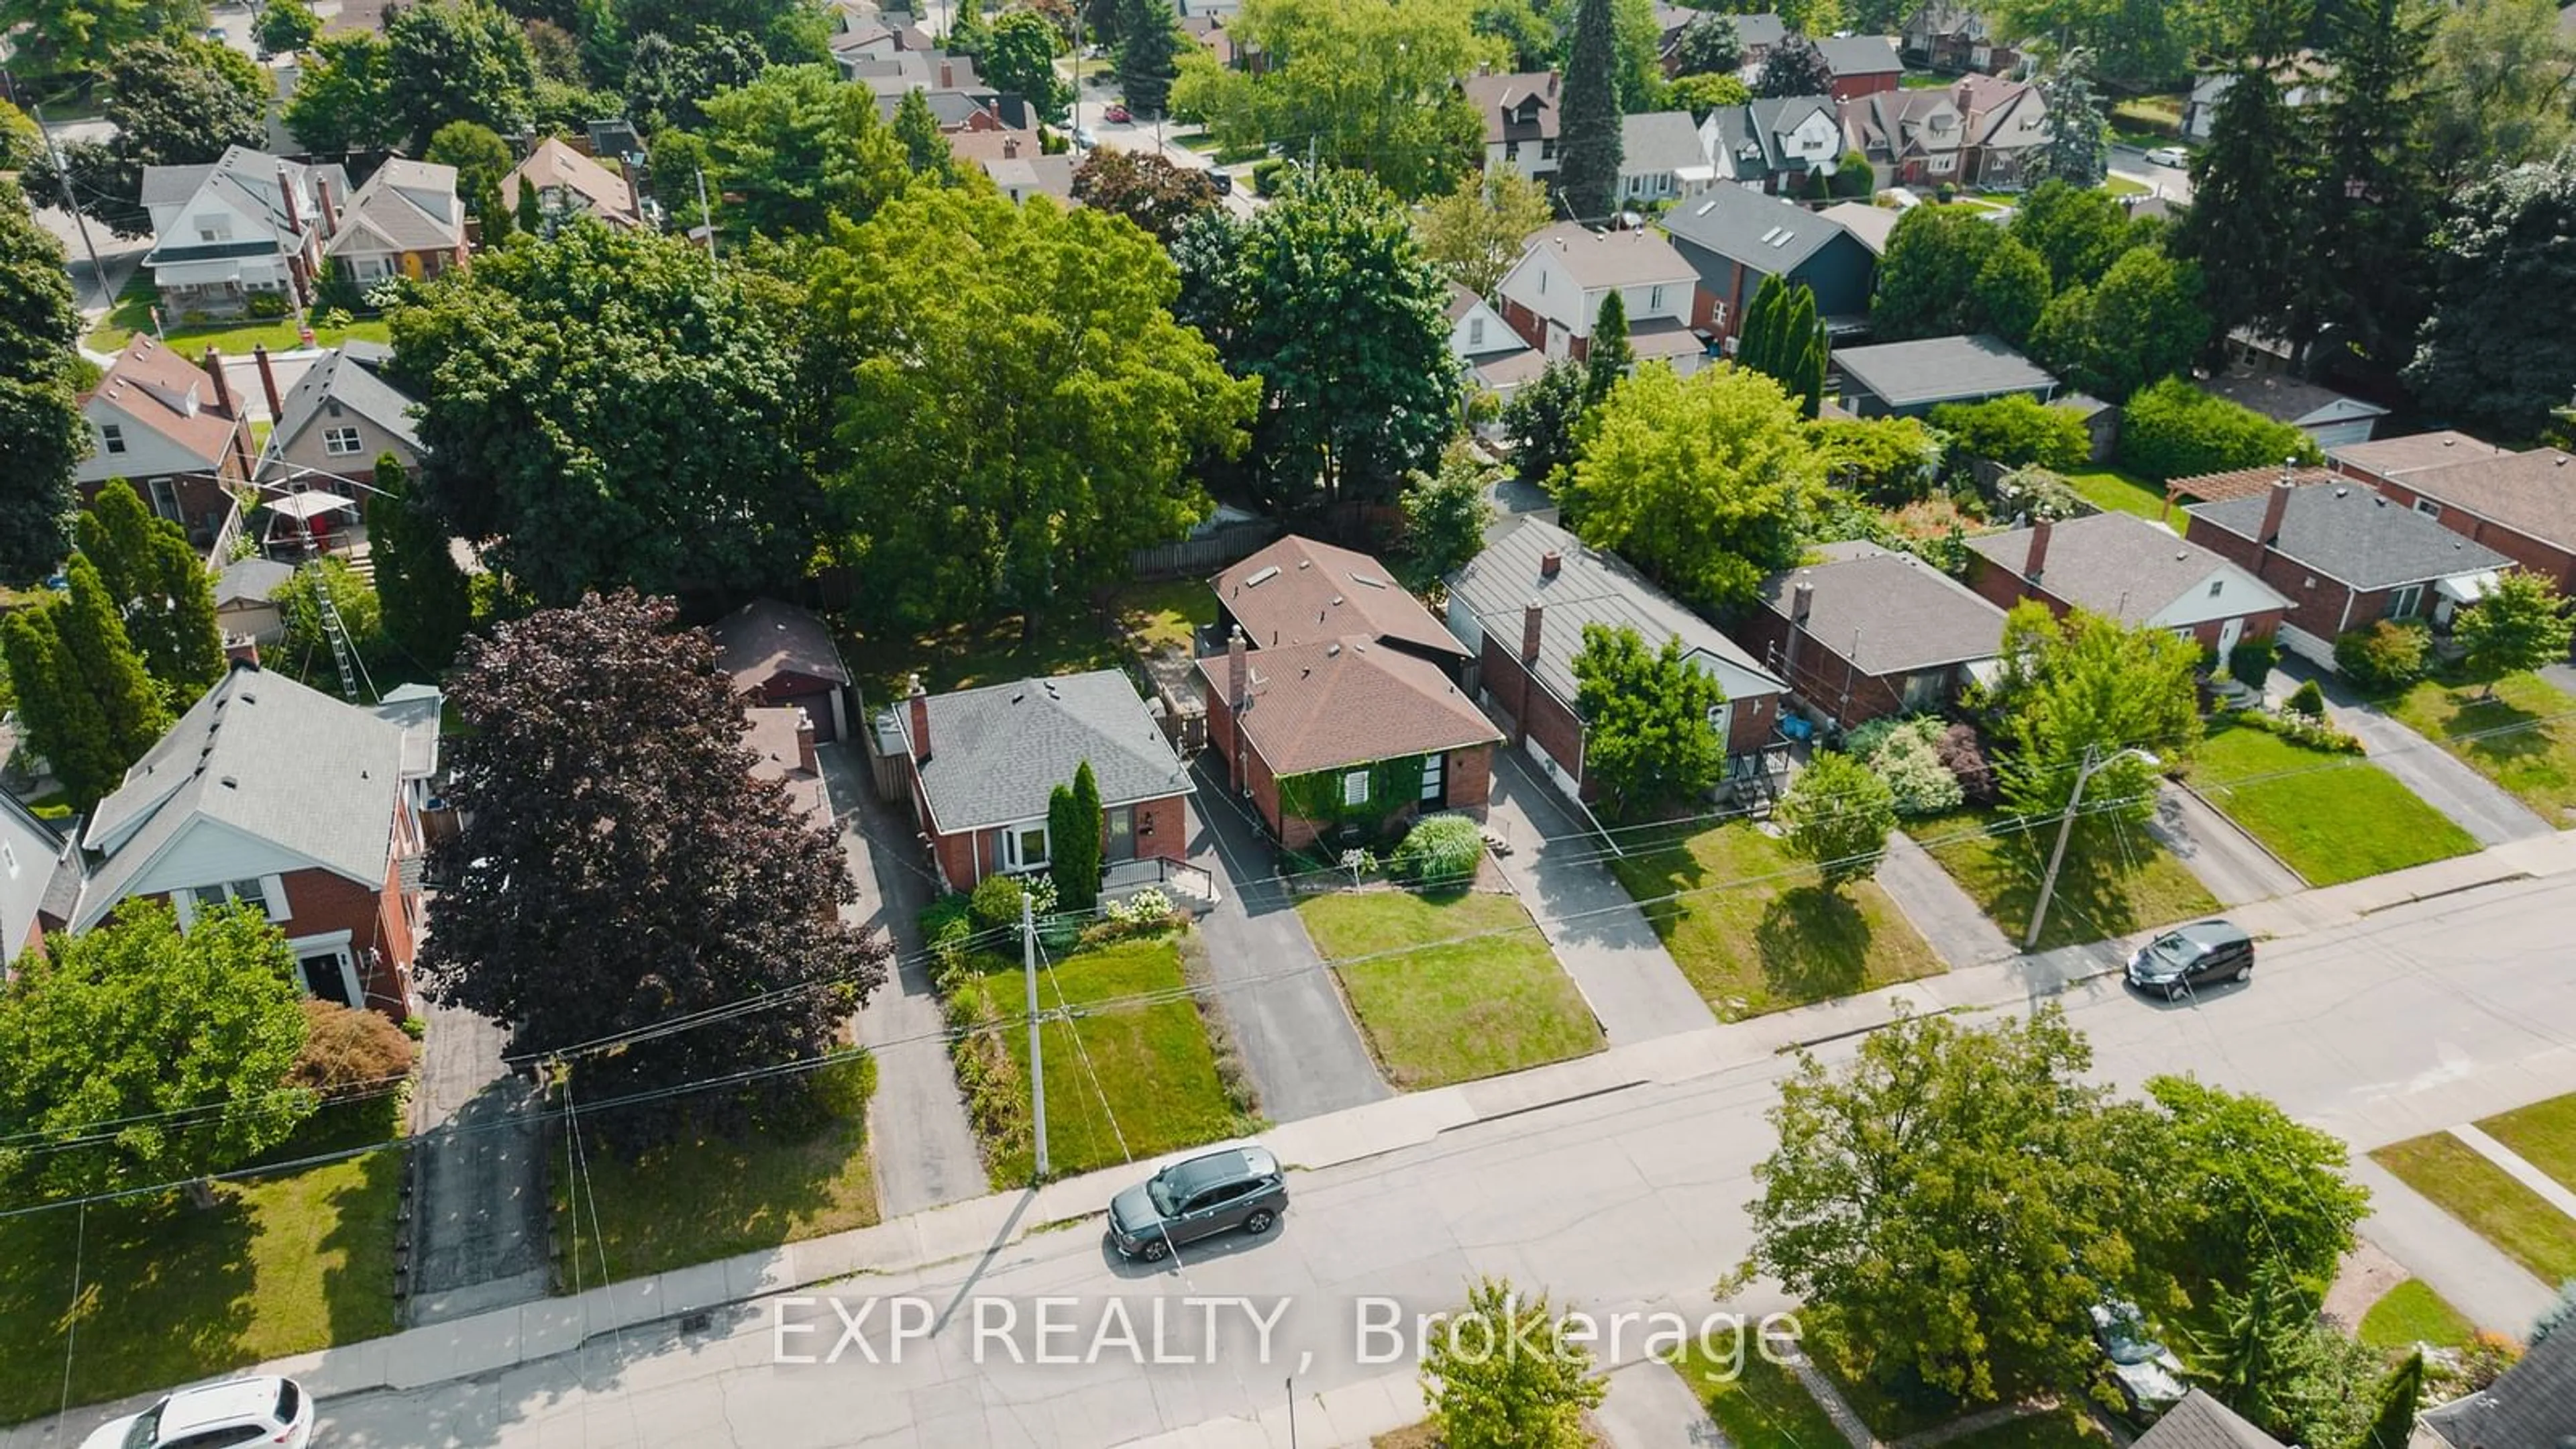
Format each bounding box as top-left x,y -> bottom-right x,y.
708,598 -> 853,743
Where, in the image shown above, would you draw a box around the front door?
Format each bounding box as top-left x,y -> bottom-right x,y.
300,951 -> 354,1006
2217,616 -> 2243,658
1105,806 -> 1136,863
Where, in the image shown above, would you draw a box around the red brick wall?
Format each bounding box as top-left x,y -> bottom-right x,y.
2353,477 -> 2576,592
1129,794 -> 1187,865
1735,608 -> 1912,726
272,866 -> 414,1020
1448,745 -> 1495,812
2182,520 -> 2363,643
1831,72 -> 1900,103
1500,297 -> 1550,353
1967,554 -> 2049,616
1727,689 -> 1778,754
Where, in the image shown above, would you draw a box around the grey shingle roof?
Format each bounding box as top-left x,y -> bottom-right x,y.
1967,513 -> 2290,626
1448,516 -> 1784,718
2424,1322 -> 2576,1448
77,663 -> 407,928
1707,96 -> 1841,176
1817,33 -> 1902,75
0,791 -> 74,953
1835,333 -> 2059,410
1523,221 -> 1697,289
1662,182 -> 1849,275
1757,542 -> 2008,674
2198,370 -> 2385,427
2133,1390 -> 2284,1449
324,158 -> 462,256
1733,11 -> 1786,46
2186,482 -> 2512,589
897,669 -> 1193,833
215,556 -> 294,606
269,345 -> 424,463
1621,110 -> 1710,177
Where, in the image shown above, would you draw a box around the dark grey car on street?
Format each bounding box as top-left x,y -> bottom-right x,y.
1107,1146 -> 1287,1261
2126,920 -> 2255,1000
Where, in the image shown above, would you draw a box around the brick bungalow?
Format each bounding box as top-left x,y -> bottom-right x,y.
2182,478 -> 2514,668
1964,512 -> 2290,653
72,661 -> 425,1020
1737,541 -> 2008,729
1446,516 -> 1788,803
2332,433 -> 2576,595
895,670 -> 1193,892
708,598 -> 855,743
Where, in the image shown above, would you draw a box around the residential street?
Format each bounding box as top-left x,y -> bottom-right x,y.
247,846 -> 2576,1449
2108,142 -> 2194,205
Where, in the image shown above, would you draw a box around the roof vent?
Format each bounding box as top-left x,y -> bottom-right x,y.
1330,596 -> 1344,606
1244,565 -> 1281,587
219,775 -> 238,789
1758,225 -> 1785,244
1351,573 -> 1387,589
1326,643 -> 1342,657
1296,558 -> 1312,569
1695,199 -> 1716,215
2334,486 -> 2348,497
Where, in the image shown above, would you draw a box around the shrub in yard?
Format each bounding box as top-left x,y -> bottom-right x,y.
2286,679 -> 2327,718
969,872 -> 1057,930
2229,708 -> 2364,754
1852,717 -> 1964,816
2119,376 -> 2324,481
2334,620 -> 2432,695
1393,813 -> 1486,884
2459,1331 -> 2522,1391
290,1000 -> 417,1097
1936,722 -> 1998,804
1251,158 -> 1289,195
1420,1278 -> 1605,1448
1928,394 -> 2090,471
1935,181 -> 1957,203
1995,464 -> 2085,521
2229,637 -> 2279,691
248,292 -> 290,318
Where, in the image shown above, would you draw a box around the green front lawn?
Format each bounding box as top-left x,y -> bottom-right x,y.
2358,1279 -> 2477,1352
2188,723 -> 2479,886
553,1055 -> 880,1283
0,1100 -> 400,1422
987,933 -> 1248,1184
2372,1132 -> 2576,1285
1907,807 -> 2220,952
1608,822 -> 1942,1020
2387,673 -> 2576,824
1298,890 -> 1603,1089
1940,1407 -> 2112,1447
88,276 -> 392,356
1672,1341 -> 1844,1448
1116,578 -> 1218,659
2102,174 -> 2149,198
2062,466 -> 2167,521
1803,1321 -> 1968,1440
2477,1091 -> 2576,1195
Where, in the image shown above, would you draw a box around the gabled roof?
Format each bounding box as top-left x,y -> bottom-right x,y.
85,335 -> 239,468
268,344 -> 423,465
708,600 -> 851,690
896,670 -> 1193,832
140,146 -> 346,249
1818,200 -> 1899,254
77,663 -> 407,929
2186,482 -> 2512,589
2351,447 -> 2576,551
1966,513 -> 2291,627
1448,516 -> 1785,718
2198,370 -> 2387,427
1954,73 -> 2043,146
215,555 -> 295,607
1520,221 -> 1697,290
2423,1320 -> 2576,1448
2133,1389 -> 2284,1449
1196,638 -> 1500,776
1843,89 -> 1966,162
2167,464 -> 2337,505
0,790 -> 78,952
1708,96 -> 1841,176
1662,183 -> 1851,276
1621,110 -> 1710,177
1732,11 -> 1786,47
2329,429 -> 2516,480
1757,541 -> 2008,675
324,158 -> 462,257
1816,34 -> 1902,76
1216,535 -> 1469,660
502,138 -> 637,224
1462,71 -> 1561,146
1835,333 -> 2057,409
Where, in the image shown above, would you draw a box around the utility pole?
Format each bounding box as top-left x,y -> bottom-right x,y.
694,166 -> 717,262
2025,744 -> 2155,951
1023,888 -> 1049,1181
31,105 -> 109,312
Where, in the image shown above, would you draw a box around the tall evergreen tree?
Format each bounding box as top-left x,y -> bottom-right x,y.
1587,288 -> 1632,401
2171,0 -> 2314,363
366,457 -> 474,670
1784,286 -> 1825,419
1049,761 -> 1104,910
55,553 -> 171,762
2299,0 -> 2438,375
1116,0 -> 1182,117
893,87 -> 961,183
1738,273 -> 1786,376
75,480 -> 225,704
0,180 -> 83,583
0,608 -> 119,809
1558,0 -> 1623,221
515,173 -> 543,236
2030,48 -> 2108,189
2357,1350 -> 2423,1449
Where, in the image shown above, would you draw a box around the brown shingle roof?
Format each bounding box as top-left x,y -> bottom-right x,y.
1524,221 -> 1697,290
85,335 -> 241,468
1463,71 -> 1561,146
2371,447 -> 2576,551
500,138 -> 637,225
2167,464 -> 2334,504
1197,638 -> 1500,775
708,599 -> 850,690
1215,536 -> 1470,660
2329,429 -> 2516,481
745,706 -> 831,826
1756,541 -> 2008,675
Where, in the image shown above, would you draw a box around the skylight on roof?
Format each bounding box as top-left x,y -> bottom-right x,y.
1768,230 -> 1794,247
1758,225 -> 1785,244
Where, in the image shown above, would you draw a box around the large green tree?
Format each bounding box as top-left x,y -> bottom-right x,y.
1557,0 -> 1622,221
1395,449 -> 1496,592
1499,358 -> 1588,486
1175,168 -> 1454,509
2007,179 -> 2139,291
812,186 -> 1256,629
421,592 -> 889,1140
620,0 -> 828,64
258,0 -> 319,53
2456,570 -> 2575,699
283,32 -> 404,152
0,606 -> 120,808
0,0 -> 207,76
2119,376 -> 2324,480
1420,1279 -> 1606,1448
1561,362 -> 1818,610
1746,1006 -> 2165,1405
425,119 -> 518,251
1116,0 -> 1183,116
985,9 -> 1071,121
75,480 -> 224,703
2138,1075 -> 2370,1295
621,25 -> 765,134
2029,48 -> 2108,189
367,456 -> 474,670
1870,208 -> 2052,345
2421,0 -> 2576,188
1570,623 -> 1727,819
1778,748 -> 1896,891
389,219 -> 819,605
1754,33 -> 1833,97
1668,11 -> 1739,76
1989,600 -> 2202,833
0,180 -> 85,582
2405,152 -> 2576,440
694,63 -> 910,241
2169,0 -> 2313,363
1985,0 -> 2221,83
1413,167 -> 1552,297
2297,0 -> 2437,376
28,36 -> 268,237
385,0 -> 540,146
0,900 -> 313,1203
2027,243 -> 2206,402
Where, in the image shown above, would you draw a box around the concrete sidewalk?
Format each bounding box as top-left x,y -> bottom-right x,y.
1873,830 -> 2018,969
1483,752 -> 1717,1046
2148,781 -> 2305,906
2349,1154 -> 2559,1334
2285,659 -> 2555,847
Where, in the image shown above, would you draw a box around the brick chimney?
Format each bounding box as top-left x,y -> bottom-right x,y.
2260,471 -> 2294,547
1226,627 -> 1247,709
314,175 -> 338,237
1003,134 -> 1020,158
223,635 -> 260,667
2023,517 -> 2052,590
252,343 -> 283,419
1540,549 -> 1562,578
201,346 -> 233,415
1790,580 -> 1814,626
278,165 -> 304,237
796,710 -> 818,775
938,60 -> 954,87
1521,600 -> 1544,665
906,674 -> 932,762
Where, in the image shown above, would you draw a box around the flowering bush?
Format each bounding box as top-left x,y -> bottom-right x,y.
1851,716 -> 1964,816
1935,722 -> 1997,804
1392,814 -> 1485,883
1106,887 -> 1173,925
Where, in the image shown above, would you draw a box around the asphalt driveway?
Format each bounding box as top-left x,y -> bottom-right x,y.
2281,659 -> 2553,847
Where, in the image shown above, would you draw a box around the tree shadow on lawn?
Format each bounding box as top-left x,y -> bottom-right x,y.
557,1094 -> 871,1282
0,1192 -> 258,1422
1754,885 -> 1873,1002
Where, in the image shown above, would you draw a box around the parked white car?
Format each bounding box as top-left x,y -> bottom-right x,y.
2143,145 -> 2189,168
78,1376 -> 313,1449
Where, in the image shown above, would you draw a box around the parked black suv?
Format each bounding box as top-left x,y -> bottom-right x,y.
2126,920 -> 2255,1000
1107,1146 -> 1287,1261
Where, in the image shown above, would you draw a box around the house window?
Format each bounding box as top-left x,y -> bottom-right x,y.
324,426 -> 364,456
1342,769 -> 1371,806
1649,284 -> 1666,311
195,216 -> 231,243
2387,584 -> 2424,621
181,877 -> 288,924
2414,498 -> 2442,519
1420,753 -> 1445,803
1506,141 -> 1521,162
1469,317 -> 1485,347
147,478 -> 180,521
1541,139 -> 1557,160
1006,823 -> 1050,871
100,423 -> 125,455
2208,580 -> 2223,597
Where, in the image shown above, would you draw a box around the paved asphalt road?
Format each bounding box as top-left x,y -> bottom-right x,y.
301,871 -> 2576,1448
2109,142 -> 2194,205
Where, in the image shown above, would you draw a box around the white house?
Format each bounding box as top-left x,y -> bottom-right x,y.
1702,96 -> 1844,195
140,147 -> 350,317
2184,52 -> 2332,140
1619,110 -> 1716,203
1446,282 -> 1540,406
1494,222 -> 1706,374
1462,71 -> 1562,182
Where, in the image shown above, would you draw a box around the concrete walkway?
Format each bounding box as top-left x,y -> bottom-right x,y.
1874,830 -> 2018,969
2453,1122 -> 2576,1219
2284,659 -> 2555,847
405,1005 -> 549,1326
1483,751 -> 1718,1046
2348,1153 -> 2559,1333
1184,766 -> 1390,1122
2147,781 -> 2305,905
819,744 -> 988,1218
